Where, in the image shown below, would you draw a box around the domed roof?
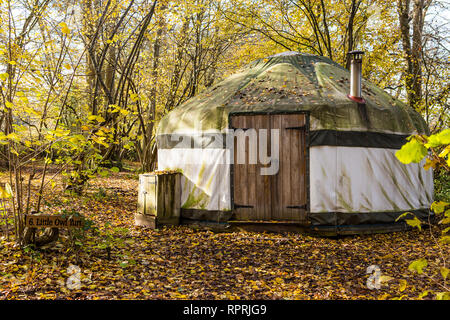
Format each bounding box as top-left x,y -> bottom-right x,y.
157,52 -> 428,135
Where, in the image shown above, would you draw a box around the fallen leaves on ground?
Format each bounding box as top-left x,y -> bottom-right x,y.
0,169 -> 448,300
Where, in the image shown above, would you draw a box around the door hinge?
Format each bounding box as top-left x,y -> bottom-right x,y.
285,125 -> 306,130
231,127 -> 252,131
286,204 -> 307,210
234,204 -> 254,209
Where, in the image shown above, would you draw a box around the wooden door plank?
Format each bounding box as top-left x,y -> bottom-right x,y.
232,115 -> 256,220
288,114 -> 303,220
270,114 -> 282,219
243,115 -> 253,220
253,115 -> 263,220
299,116 -> 307,211
261,114 -> 272,221
232,116 -> 246,220
274,114 -> 307,221
281,114 -> 292,220
232,115 -> 242,210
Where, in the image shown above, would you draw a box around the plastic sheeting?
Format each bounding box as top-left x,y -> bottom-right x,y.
309,146 -> 433,213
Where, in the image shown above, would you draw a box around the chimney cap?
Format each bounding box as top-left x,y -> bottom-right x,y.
348,50 -> 365,59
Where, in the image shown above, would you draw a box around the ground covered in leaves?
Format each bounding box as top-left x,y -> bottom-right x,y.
0,169 -> 448,300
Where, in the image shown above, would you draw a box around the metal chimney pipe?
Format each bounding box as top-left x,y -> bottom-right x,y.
348,50 -> 364,102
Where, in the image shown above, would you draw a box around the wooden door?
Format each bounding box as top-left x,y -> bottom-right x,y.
271,114 -> 307,221
231,113 -> 307,222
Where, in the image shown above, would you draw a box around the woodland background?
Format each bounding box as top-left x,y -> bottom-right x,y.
0,0 -> 449,299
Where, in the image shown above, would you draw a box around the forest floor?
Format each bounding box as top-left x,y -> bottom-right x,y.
0,168 -> 448,300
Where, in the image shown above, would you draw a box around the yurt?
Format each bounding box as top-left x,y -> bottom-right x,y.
153,51 -> 433,235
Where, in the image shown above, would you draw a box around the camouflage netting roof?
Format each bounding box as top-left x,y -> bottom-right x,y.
157,52 -> 428,135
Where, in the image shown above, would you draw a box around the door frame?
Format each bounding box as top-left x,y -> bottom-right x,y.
228,110 -> 311,221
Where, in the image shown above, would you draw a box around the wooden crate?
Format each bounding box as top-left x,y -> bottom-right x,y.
135,172 -> 181,228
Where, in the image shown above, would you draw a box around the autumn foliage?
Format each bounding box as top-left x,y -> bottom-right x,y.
0,0 -> 448,300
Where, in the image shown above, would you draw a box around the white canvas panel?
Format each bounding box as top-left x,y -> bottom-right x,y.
158,148 -> 231,211
310,146 -> 433,213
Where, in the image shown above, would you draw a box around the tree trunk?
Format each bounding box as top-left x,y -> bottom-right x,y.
397,0 -> 430,110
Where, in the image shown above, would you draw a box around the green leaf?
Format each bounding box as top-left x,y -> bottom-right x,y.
395,212 -> 422,230
110,167 -> 120,173
408,258 -> 427,274
431,201 -> 449,214
98,169 -> 109,177
395,138 -> 428,164
405,217 -> 422,231
395,212 -> 415,222
437,129 -> 449,142
424,129 -> 450,148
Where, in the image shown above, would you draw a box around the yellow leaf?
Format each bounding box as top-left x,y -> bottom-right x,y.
19,96 -> 29,104
119,109 -> 129,116
0,186 -> 7,199
8,61 -> 16,65
379,275 -> 394,283
398,279 -> 407,292
88,115 -> 105,123
5,184 -> 13,197
395,137 -> 428,164
440,267 -> 449,280
423,158 -> 434,170
129,93 -> 139,102
59,22 -> 70,34
431,201 -> 449,214
6,132 -> 20,142
439,145 -> 450,158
